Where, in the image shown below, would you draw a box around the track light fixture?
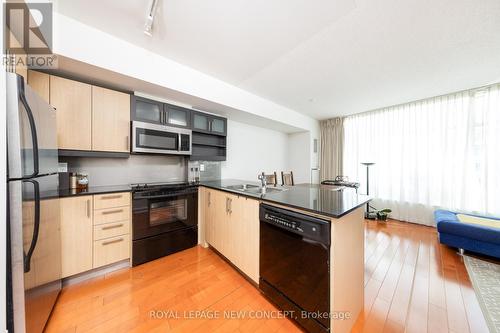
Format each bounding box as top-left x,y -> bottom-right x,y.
144,0 -> 159,36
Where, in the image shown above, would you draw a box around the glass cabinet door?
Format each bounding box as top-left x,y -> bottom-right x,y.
165,105 -> 189,128
193,113 -> 210,131
211,118 -> 226,134
133,97 -> 163,124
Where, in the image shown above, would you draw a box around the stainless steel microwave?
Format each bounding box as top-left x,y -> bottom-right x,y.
131,121 -> 192,155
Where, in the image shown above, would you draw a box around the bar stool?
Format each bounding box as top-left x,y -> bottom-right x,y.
260,172 -> 278,186
281,171 -> 294,186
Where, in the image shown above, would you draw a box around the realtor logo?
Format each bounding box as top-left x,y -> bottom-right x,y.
3,2 -> 56,69
4,2 -> 53,54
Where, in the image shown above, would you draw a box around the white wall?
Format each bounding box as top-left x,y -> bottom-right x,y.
286,122 -> 320,184
221,120 -> 288,181
52,13 -> 319,134
310,124 -> 320,184
288,132 -> 311,184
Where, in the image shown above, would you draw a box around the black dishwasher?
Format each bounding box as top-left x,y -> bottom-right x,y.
259,204 -> 331,333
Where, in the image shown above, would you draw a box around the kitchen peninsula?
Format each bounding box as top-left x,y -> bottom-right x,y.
198,180 -> 370,333
34,178 -> 369,333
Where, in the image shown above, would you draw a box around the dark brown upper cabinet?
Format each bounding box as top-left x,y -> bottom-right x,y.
131,96 -> 192,129
131,96 -> 164,125
164,103 -> 191,128
192,111 -> 227,136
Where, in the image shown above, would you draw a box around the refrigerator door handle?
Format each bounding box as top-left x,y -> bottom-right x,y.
23,180 -> 40,273
18,78 -> 40,178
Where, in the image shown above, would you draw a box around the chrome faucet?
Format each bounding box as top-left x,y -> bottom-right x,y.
258,173 -> 267,189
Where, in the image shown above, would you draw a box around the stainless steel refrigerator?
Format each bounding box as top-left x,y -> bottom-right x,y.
6,72 -> 61,333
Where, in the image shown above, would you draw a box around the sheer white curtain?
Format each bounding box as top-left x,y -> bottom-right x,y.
343,85 -> 500,226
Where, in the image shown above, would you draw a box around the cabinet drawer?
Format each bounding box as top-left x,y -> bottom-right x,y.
93,192 -> 130,210
93,235 -> 130,268
93,207 -> 130,225
93,221 -> 130,241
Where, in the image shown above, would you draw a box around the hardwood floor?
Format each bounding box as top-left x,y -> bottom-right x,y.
46,220 -> 489,333
353,220 -> 489,333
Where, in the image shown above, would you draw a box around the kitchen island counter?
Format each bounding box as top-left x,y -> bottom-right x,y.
199,179 -> 370,219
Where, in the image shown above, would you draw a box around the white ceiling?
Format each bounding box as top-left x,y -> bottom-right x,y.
54,0 -> 500,120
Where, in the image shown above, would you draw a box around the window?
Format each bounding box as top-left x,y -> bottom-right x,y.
343,85 -> 500,225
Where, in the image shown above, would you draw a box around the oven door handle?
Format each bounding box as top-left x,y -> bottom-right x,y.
302,237 -> 329,250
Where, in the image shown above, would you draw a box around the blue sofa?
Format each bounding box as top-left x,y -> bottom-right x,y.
434,210 -> 500,259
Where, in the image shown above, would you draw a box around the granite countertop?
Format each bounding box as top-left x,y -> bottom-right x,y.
56,184 -> 132,198
199,179 -> 371,219
51,179 -> 370,219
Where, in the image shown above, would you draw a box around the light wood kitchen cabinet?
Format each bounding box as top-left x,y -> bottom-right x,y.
59,192 -> 131,278
93,192 -> 130,210
60,196 -> 93,278
27,70 -> 49,103
224,192 -> 239,264
230,196 -> 259,282
50,75 -> 92,151
93,207 -> 130,226
29,73 -> 131,154
93,221 -> 130,241
205,189 -> 227,254
203,188 -> 259,283
93,234 -> 130,268
92,86 -> 131,152
203,188 -> 212,245
14,58 -> 27,80
92,192 -> 131,269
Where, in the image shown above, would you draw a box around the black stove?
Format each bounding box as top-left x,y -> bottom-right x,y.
131,181 -> 198,199
130,181 -> 194,191
131,181 -> 198,266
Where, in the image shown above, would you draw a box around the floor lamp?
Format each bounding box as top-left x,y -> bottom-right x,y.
361,162 -> 377,219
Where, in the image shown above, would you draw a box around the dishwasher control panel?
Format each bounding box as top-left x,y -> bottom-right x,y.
263,213 -> 304,232
260,204 -> 331,245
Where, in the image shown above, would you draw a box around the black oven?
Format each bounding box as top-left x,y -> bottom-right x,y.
131,121 -> 192,155
132,183 -> 198,266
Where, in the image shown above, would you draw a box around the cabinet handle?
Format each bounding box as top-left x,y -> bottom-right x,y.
102,238 -> 124,246
209,120 -> 212,132
126,135 -> 129,151
208,192 -> 211,206
225,197 -> 232,214
102,209 -> 123,215
162,110 -> 167,124
86,199 -> 91,218
100,194 -> 122,200
102,223 -> 124,230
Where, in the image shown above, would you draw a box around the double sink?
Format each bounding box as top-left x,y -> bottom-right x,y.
223,183 -> 286,195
